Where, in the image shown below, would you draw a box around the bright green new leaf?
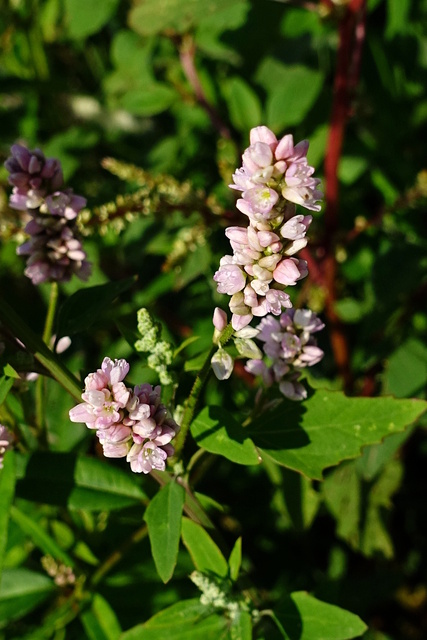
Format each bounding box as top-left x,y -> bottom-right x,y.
56,277 -> 136,338
0,452 -> 15,582
181,518 -> 228,578
249,390 -> 427,479
65,0 -> 120,39
80,594 -> 122,640
191,406 -> 261,466
228,537 -> 242,582
120,85 -> 178,117
144,481 -> 185,583
275,591 -> 367,639
0,569 -> 54,626
15,452 -> 146,510
121,598 -> 228,640
0,376 -> 14,405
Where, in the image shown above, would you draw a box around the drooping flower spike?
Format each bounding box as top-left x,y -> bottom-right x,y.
69,358 -> 180,474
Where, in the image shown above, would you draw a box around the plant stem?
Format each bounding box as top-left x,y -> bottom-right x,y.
173,323 -> 235,459
35,283 -> 59,439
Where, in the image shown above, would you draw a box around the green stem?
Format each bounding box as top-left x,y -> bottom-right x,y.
36,283 -> 59,438
90,523 -> 148,587
173,323 -> 235,459
0,297 -> 82,401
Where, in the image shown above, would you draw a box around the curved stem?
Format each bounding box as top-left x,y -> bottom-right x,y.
36,283 -> 59,440
173,323 -> 235,459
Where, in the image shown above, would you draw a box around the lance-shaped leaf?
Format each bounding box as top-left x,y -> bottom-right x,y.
121,598 -> 228,640
181,518 -> 228,578
80,594 -> 122,640
248,390 -> 427,480
144,481 -> 185,583
0,569 -> 54,625
274,591 -> 367,640
0,452 -> 15,582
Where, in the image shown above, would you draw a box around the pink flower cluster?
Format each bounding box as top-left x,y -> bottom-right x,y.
5,144 -> 91,285
0,424 -> 14,469
214,127 -> 322,330
69,358 -> 180,474
245,309 -> 324,401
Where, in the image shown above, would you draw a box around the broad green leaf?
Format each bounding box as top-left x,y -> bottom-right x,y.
64,0 -> 120,39
129,0 -> 246,36
80,594 -> 122,640
383,338 -> 427,398
56,277 -> 136,338
191,406 -> 261,466
181,518 -> 228,578
338,156 -> 368,185
120,85 -> 178,117
0,451 -> 15,581
323,459 -> 403,559
0,376 -> 14,405
249,390 -> 427,479
15,452 -> 146,510
0,569 -> 54,626
223,77 -> 262,133
228,537 -> 242,582
10,506 -> 75,568
121,598 -> 228,640
230,610 -> 252,640
256,59 -> 323,130
275,591 -> 367,640
385,0 -> 410,38
144,481 -> 185,583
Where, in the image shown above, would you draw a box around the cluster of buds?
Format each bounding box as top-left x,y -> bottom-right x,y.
69,357 -> 180,474
214,126 -> 322,330
245,309 -> 324,400
5,144 -> 91,285
41,555 -> 76,587
0,424 -> 14,469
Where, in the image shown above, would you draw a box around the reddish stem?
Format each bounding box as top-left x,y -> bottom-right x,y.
322,0 -> 366,392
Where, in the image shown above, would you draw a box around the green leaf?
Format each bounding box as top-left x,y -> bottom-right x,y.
181,518 -> 228,578
0,376 -> 14,405
120,85 -> 178,117
0,452 -> 15,581
56,277 -> 136,338
10,506 -> 75,568
383,338 -> 427,398
144,481 -> 185,583
248,389 -> 427,479
228,537 -> 242,582
0,569 -> 54,626
230,610 -> 252,640
121,598 -> 228,640
80,594 -> 122,640
223,77 -> 262,133
128,0 -> 246,36
275,591 -> 367,640
191,406 -> 261,466
64,0 -> 120,39
256,59 -> 323,130
15,452 -> 146,510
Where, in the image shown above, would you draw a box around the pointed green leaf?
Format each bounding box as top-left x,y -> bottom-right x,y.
191,406 -> 261,466
275,591 -> 367,640
249,390 -> 427,479
80,594 -> 121,640
56,277 -> 136,338
121,598 -> 228,640
224,77 -> 262,133
15,452 -> 146,510
0,569 -> 54,625
0,451 -> 15,581
181,518 -> 228,578
228,537 -> 242,582
10,506 -> 75,568
144,481 -> 185,583
65,0 -> 120,39
0,376 -> 14,405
